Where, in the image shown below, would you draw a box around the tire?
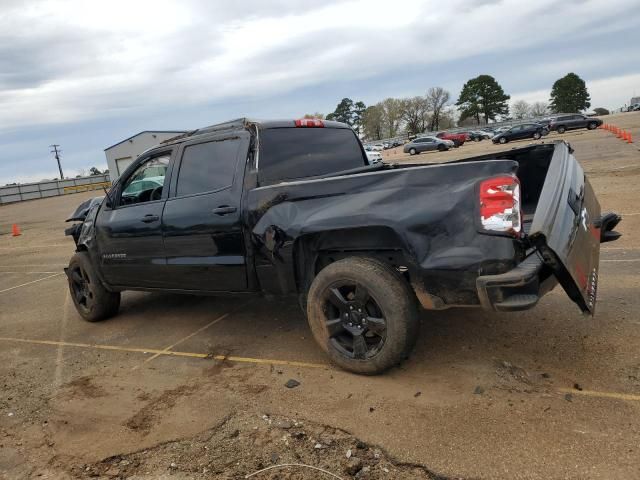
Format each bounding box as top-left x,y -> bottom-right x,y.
533,132 -> 542,140
67,252 -> 120,322
409,148 -> 417,155
437,144 -> 446,152
587,122 -> 597,130
306,257 -> 419,375
474,137 -> 481,142
557,125 -> 566,134
499,136 -> 508,144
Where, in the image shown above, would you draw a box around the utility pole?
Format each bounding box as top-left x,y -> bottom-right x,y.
50,144 -> 64,180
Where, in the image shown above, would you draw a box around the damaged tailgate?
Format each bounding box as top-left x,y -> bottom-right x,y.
529,143 -> 609,314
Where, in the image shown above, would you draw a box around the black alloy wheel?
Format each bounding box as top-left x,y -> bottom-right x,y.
67,252 -> 120,322
322,282 -> 387,360
69,263 -> 94,313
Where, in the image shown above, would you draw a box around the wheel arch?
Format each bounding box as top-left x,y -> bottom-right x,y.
293,226 -> 418,297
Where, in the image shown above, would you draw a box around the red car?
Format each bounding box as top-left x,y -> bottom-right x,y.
435,132 -> 466,147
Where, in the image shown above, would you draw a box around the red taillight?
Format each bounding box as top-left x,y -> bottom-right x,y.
479,175 -> 522,236
295,118 -> 324,128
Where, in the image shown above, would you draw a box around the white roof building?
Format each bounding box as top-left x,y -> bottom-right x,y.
104,131 -> 186,180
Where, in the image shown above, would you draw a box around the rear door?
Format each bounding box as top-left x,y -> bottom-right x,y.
161,132 -> 250,292
510,125 -> 524,140
529,143 -> 601,313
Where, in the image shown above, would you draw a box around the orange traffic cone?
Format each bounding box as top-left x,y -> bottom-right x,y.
11,224 -> 21,236
627,132 -> 633,143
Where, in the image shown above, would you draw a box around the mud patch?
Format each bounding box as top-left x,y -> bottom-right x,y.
59,376 -> 107,399
124,384 -> 200,434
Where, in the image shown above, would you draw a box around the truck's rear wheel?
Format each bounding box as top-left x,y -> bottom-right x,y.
306,257 -> 419,375
68,252 -> 120,322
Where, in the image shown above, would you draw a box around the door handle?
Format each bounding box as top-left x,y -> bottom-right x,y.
141,214 -> 160,223
212,205 -> 237,215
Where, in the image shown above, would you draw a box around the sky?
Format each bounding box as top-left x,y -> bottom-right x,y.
1,0 -> 639,184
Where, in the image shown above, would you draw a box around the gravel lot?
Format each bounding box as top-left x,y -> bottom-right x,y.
1,112 -> 639,479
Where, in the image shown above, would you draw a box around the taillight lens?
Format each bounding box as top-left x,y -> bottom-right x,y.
295,118 -> 324,127
479,175 -> 522,236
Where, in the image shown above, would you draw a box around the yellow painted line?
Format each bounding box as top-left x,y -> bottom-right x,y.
138,299 -> 257,368
63,181 -> 111,194
0,264 -> 66,268
0,336 -> 326,369
140,311 -> 233,365
0,273 -> 63,293
0,244 -> 70,250
601,259 -> 640,262
559,388 -> 640,402
0,271 -> 60,274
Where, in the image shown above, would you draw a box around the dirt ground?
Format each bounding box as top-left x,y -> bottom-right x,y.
1,112 -> 639,479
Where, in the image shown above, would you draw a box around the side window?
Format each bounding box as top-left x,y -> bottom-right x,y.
120,155 -> 170,206
176,138 -> 240,197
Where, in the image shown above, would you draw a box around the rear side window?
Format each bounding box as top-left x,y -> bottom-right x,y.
259,128 -> 366,186
176,139 -> 240,196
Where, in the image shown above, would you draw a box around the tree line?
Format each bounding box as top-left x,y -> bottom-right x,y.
308,72 -> 595,141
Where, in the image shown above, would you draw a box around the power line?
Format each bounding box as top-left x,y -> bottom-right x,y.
50,144 -> 64,180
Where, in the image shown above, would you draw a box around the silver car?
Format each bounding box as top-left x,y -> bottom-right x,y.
403,136 -> 452,155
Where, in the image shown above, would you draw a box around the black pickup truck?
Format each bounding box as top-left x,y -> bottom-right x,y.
65,118 -> 621,374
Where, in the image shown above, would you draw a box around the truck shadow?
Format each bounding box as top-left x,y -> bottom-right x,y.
106,290 -> 608,384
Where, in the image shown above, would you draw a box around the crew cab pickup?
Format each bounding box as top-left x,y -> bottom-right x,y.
65,118 -> 621,374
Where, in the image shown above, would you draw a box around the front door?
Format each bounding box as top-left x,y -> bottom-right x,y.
161,133 -> 249,292
95,152 -> 172,287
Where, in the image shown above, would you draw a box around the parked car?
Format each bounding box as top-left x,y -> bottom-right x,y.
64,118 -> 621,375
435,131 -> 466,147
403,136 -> 452,155
628,103 -> 640,112
492,123 -> 548,144
548,114 -> 602,133
365,150 -> 383,164
460,131 -> 484,142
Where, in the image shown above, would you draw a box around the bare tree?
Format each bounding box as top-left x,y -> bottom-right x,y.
512,100 -> 531,119
381,97 -> 403,137
400,96 -> 430,136
530,101 -> 549,117
438,107 -> 456,129
426,87 -> 450,131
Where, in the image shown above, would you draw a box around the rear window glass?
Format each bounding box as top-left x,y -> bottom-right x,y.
258,128 -> 366,186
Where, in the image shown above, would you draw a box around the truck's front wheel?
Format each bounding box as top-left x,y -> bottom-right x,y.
67,252 -> 120,322
306,257 -> 419,375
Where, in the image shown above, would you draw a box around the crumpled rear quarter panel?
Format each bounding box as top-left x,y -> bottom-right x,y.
247,159 -> 520,305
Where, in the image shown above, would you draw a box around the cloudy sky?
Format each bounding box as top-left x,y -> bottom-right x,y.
1,0 -> 639,184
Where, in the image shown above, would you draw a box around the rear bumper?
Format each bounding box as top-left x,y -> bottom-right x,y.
476,254 -> 557,312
